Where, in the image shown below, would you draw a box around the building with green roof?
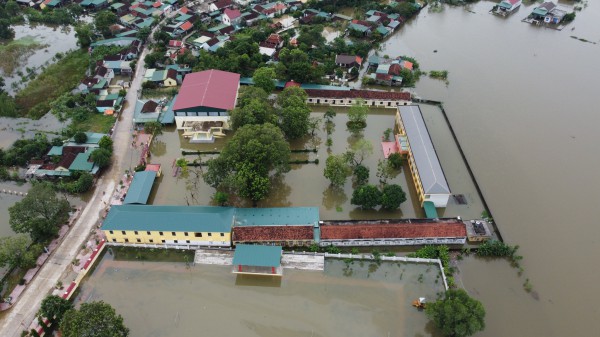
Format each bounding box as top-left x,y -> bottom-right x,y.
102,205 -> 235,247
123,171 -> 156,205
233,244 -> 283,276
234,207 -> 319,227
69,152 -> 95,172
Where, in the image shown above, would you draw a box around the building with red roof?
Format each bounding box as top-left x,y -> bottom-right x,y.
222,8 -> 242,26
305,89 -> 411,108
173,69 -> 240,142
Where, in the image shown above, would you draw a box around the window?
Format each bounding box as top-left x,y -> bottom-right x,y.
184,232 -> 189,236
172,232 -> 176,236
159,232 -> 164,236
220,233 -> 225,237
195,233 -> 203,237
134,231 -> 138,235
112,238 -> 116,242
186,240 -> 190,243
109,230 -> 114,234
161,240 -> 165,243
121,231 -> 126,235
124,238 -> 129,243
149,239 -> 154,243
147,231 -> 151,235
174,240 -> 178,243
136,238 -> 141,243
208,233 -> 212,237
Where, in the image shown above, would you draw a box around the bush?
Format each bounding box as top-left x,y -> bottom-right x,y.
388,152 -> 402,169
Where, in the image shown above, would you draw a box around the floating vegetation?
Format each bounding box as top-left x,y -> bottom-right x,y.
570,36 -> 597,44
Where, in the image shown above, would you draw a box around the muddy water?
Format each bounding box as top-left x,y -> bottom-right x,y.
376,1 -> 600,336
149,105 -> 484,221
78,257 -> 444,337
0,113 -> 64,149
1,24 -> 78,96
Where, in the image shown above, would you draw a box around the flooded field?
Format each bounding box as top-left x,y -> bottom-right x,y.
0,113 -> 64,149
77,257 -> 444,337
147,105 -> 484,221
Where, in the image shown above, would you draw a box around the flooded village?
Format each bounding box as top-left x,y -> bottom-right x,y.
0,0 -> 599,337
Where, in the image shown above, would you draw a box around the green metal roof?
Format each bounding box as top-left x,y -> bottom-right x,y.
233,245 -> 282,267
48,146 -> 63,156
423,201 -> 439,219
69,152 -> 94,172
123,171 -> 156,205
234,207 -> 319,227
532,8 -> 548,16
102,205 -> 235,233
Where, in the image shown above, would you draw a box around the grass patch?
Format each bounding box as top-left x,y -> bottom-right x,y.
111,246 -> 196,263
77,114 -> 116,134
141,87 -> 179,99
15,49 -> 89,119
0,36 -> 48,75
429,70 -> 449,81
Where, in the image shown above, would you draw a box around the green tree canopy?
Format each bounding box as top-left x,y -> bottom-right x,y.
346,139 -> 373,166
323,154 -> 350,187
144,121 -> 163,137
347,98 -> 368,129
230,97 -> 276,130
98,135 -> 113,152
426,289 -> 486,337
252,67 -> 276,94
9,183 -> 70,242
277,86 -> 311,139
136,26 -> 152,41
74,23 -> 93,48
94,11 -> 118,37
351,184 -> 382,209
38,295 -> 74,326
60,301 -> 129,337
203,123 -> 290,204
0,235 -> 39,270
91,148 -> 112,168
73,132 -> 87,144
380,184 -> 406,210
353,164 -> 369,186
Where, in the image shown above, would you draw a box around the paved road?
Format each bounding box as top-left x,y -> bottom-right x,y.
0,14 -> 170,336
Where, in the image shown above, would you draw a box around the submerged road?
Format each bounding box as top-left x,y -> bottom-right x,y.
0,12 -> 173,336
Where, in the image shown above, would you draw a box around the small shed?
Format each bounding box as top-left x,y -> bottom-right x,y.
123,171 -> 157,205
232,245 -> 283,276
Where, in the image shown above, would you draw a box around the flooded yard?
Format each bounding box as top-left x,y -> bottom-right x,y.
77,256 -> 444,337
147,104 -> 484,221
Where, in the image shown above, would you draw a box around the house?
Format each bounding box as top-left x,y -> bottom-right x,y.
94,66 -> 114,82
262,33 -> 284,49
232,245 -> 283,276
80,0 -> 108,9
222,8 -> 241,26
173,69 -> 240,142
529,2 -> 567,24
123,171 -> 157,205
102,205 -> 235,247
496,0 -> 522,14
253,2 -> 288,18
305,89 -> 411,108
175,21 -> 194,35
143,68 -> 178,87
241,11 -> 261,26
168,40 -> 183,48
40,0 -> 62,10
145,164 -> 163,177
395,105 -> 451,207
208,0 -> 233,12
348,21 -> 372,36
335,54 -> 363,68
319,219 -> 467,247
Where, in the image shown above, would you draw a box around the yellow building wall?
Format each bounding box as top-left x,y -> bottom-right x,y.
164,78 -> 177,87
396,110 -> 426,206
103,229 -> 231,246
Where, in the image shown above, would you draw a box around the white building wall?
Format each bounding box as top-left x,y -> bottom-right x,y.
426,194 -> 450,208
175,115 -> 230,129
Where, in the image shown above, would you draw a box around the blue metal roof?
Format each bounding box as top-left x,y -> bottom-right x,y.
233,244 -> 282,267
123,171 -> 156,205
102,205 -> 235,233
234,207 -> 319,227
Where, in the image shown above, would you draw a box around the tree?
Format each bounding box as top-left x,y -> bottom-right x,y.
376,159 -> 392,184
353,164 -> 369,186
214,191 -> 229,206
60,301 -> 129,337
346,139 -> 373,166
91,148 -> 112,168
230,98 -> 276,130
94,11 -> 118,37
38,295 -> 73,326
98,135 -> 113,152
380,184 -> 406,210
136,26 -> 152,42
351,184 -> 382,209
277,86 -> 311,139
426,289 -> 486,337
73,132 -> 87,144
0,19 -> 15,41
388,152 -> 402,169
9,183 -> 70,242
0,235 -> 39,269
252,67 -> 276,94
0,92 -> 18,118
144,121 -> 163,137
347,99 -> 368,129
323,154 -> 350,187
74,23 -> 93,48
204,123 -> 290,204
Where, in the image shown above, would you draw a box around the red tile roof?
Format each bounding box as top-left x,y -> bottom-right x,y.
285,81 -> 301,88
305,89 -> 411,101
145,164 -> 161,172
180,6 -> 190,14
169,40 -> 183,47
224,8 -> 241,20
180,21 -> 193,31
212,0 -> 232,10
233,226 -> 314,242
320,222 -> 467,240
173,69 -> 240,111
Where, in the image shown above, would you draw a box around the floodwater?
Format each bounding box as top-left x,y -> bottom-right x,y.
0,113 -> 64,149
148,105 -> 484,221
375,1 -> 600,336
0,182 -> 28,238
77,257 -> 444,337
322,26 -> 341,43
1,24 -> 78,96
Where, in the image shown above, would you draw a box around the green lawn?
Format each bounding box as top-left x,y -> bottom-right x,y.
15,49 -> 90,119
77,113 -> 116,134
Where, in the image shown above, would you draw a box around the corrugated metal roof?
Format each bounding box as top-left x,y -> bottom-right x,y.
48,146 -> 63,156
234,207 -> 319,227
123,171 -> 156,204
69,152 -> 94,171
173,70 -> 240,112
423,201 -> 438,218
398,105 -> 450,195
102,205 -> 235,232
233,244 -> 282,267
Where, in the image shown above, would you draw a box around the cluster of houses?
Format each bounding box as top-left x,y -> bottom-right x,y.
25,132 -> 107,178
347,7 -> 419,38
526,1 -> 568,25
366,55 -> 414,86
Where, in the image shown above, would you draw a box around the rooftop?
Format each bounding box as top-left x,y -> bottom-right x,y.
123,171 -> 156,205
173,69 -> 240,112
69,152 -> 94,172
102,205 -> 235,233
233,244 -> 282,267
233,226 -> 314,242
305,89 -> 411,101
320,221 -> 467,240
398,105 -> 450,194
234,207 -> 319,227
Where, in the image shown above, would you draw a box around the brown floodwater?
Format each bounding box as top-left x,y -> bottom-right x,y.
77,256 -> 445,337
375,1 -> 600,336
